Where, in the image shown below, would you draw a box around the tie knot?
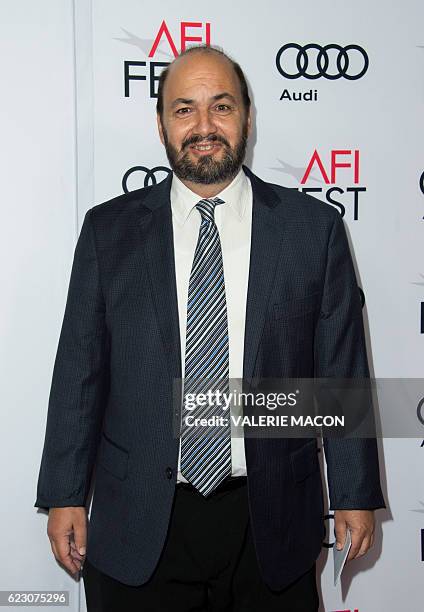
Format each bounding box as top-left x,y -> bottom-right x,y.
195,197 -> 225,223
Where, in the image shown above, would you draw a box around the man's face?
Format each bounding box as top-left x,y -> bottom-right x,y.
157,52 -> 251,185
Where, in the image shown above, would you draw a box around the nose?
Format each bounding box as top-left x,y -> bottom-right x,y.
193,108 -> 217,138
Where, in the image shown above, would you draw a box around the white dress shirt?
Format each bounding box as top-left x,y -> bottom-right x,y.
170,167 -> 253,482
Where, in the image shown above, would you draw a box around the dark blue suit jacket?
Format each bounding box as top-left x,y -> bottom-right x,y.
35,165 -> 385,589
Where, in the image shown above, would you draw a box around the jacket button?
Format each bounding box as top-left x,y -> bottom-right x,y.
165,467 -> 173,479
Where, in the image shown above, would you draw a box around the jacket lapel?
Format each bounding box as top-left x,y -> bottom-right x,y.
242,165 -> 283,381
137,173 -> 182,383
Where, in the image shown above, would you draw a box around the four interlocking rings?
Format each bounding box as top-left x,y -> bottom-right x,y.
276,43 -> 369,80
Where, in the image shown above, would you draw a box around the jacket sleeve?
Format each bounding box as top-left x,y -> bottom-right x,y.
314,211 -> 386,511
34,209 -> 110,510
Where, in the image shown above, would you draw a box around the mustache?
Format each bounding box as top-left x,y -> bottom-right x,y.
182,134 -> 231,150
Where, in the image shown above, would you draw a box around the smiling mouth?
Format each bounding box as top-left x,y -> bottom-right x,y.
190,142 -> 223,153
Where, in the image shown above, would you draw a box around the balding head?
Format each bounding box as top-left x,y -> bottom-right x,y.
156,46 -> 251,119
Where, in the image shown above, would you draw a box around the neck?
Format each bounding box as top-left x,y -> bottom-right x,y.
177,174 -> 238,199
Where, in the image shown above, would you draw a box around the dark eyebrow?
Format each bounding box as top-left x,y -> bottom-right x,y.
171,98 -> 194,109
170,92 -> 238,109
211,93 -> 237,105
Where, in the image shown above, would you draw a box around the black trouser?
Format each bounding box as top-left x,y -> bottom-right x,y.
82,477 -> 319,611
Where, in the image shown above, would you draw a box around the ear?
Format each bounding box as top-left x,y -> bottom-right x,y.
157,113 -> 165,146
246,108 -> 252,137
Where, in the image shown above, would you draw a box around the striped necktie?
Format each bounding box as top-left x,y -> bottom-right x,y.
180,196 -> 232,496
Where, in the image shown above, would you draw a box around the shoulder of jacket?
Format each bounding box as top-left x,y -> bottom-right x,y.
272,181 -> 337,214
86,183 -> 155,219
258,177 -> 340,229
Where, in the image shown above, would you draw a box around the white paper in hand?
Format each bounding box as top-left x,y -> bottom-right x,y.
333,528 -> 352,586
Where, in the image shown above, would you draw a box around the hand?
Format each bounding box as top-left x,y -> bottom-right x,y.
47,507 -> 87,576
334,509 -> 375,561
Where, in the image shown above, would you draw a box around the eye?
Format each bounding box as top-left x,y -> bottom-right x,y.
176,107 -> 192,115
215,104 -> 232,113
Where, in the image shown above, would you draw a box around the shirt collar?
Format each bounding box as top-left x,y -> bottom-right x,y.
170,167 -> 248,226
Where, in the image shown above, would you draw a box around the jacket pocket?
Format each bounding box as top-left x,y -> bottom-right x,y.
97,432 -> 129,481
290,439 -> 320,483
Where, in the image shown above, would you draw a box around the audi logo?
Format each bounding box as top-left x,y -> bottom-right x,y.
276,43 -> 369,80
122,165 -> 171,193
420,171 -> 424,196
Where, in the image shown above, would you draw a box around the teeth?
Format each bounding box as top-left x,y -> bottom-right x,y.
194,144 -> 214,151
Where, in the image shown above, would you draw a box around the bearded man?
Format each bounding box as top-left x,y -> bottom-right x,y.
35,45 -> 385,612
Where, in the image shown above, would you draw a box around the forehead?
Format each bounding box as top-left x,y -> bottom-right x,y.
163,52 -> 241,103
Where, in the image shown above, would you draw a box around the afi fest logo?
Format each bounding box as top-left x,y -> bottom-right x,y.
276,42 -> 369,102
121,20 -> 211,99
273,150 -> 366,220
